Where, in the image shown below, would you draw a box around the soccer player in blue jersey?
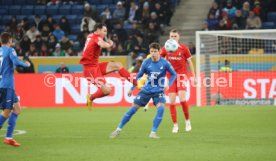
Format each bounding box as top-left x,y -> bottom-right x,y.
110,42 -> 177,139
0,32 -> 30,147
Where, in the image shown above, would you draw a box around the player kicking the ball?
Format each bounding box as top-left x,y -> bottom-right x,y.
0,32 -> 30,147
80,23 -> 137,110
110,43 -> 177,139
161,29 -> 197,133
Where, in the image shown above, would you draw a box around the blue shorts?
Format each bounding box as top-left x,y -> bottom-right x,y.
134,90 -> 166,107
0,88 -> 19,110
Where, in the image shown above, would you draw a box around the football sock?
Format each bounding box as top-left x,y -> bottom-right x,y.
0,114 -> 7,129
118,106 -> 138,129
6,112 -> 18,138
118,68 -> 137,86
180,101 -> 190,120
90,88 -> 106,100
169,104 -> 177,124
151,106 -> 164,132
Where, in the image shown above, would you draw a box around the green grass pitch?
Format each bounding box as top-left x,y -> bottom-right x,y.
1,106 -> 276,161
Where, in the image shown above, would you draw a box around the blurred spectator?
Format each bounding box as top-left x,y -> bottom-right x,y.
77,30 -> 89,49
110,33 -> 124,55
36,0 -> 47,4
34,34 -> 44,53
188,42 -> 196,55
15,42 -> 24,57
223,0 -> 237,18
113,23 -> 128,42
154,2 -> 166,26
246,11 -> 262,29
39,43 -> 49,56
123,35 -> 138,55
218,12 -> 232,30
20,35 -> 31,54
59,16 -> 71,34
20,17 -> 30,31
56,62 -> 69,73
113,1 -> 126,21
160,0 -> 173,26
140,1 -> 150,27
253,1 -> 261,16
84,3 -> 100,22
39,16 -> 56,32
207,13 -> 219,30
81,17 -> 96,32
208,2 -> 221,19
100,7 -> 113,30
25,24 -> 40,42
232,10 -> 246,29
126,2 -> 138,24
7,16 -> 17,33
144,22 -> 159,43
52,24 -> 65,41
128,23 -> 142,37
26,43 -> 38,56
220,59 -> 232,72
52,43 -> 65,56
41,23 -> 52,41
128,56 -> 143,73
241,1 -> 250,19
60,35 -> 73,53
47,34 -> 58,54
14,24 -> 25,41
33,15 -> 42,30
16,56 -> 35,73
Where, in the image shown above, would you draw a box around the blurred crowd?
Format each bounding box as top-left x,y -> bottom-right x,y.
203,0 -> 276,30
0,0 -> 176,58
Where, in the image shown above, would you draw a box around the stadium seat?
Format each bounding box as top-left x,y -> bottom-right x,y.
102,0 -> 114,4
68,35 -> 77,41
16,15 -> 28,22
52,15 -> 63,22
59,5 -> 72,15
25,0 -> 35,5
71,25 -> 81,35
1,0 -> 14,5
71,5 -> 84,15
0,6 -> 9,15
267,12 -> 276,23
9,6 -> 21,15
14,0 -> 26,5
0,25 -> 5,32
96,5 -> 108,13
66,15 -> 77,26
34,6 -> 46,15
109,5 -> 116,13
21,5 -> 34,15
89,0 -> 101,5
262,22 -> 275,29
46,5 -> 59,15
2,15 -> 12,25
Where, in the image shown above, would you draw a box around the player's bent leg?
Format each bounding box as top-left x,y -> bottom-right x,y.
4,103 -> 21,147
110,104 -> 140,139
87,85 -> 112,110
178,90 -> 191,132
149,103 -> 164,139
0,109 -> 11,129
168,93 -> 179,133
106,62 -> 137,86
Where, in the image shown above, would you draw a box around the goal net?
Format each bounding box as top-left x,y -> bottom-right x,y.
195,30 -> 276,106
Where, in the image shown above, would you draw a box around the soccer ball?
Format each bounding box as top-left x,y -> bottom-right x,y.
164,39 -> 179,52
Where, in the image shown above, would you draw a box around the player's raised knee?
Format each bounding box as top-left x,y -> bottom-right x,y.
2,110 -> 11,118
101,86 -> 112,95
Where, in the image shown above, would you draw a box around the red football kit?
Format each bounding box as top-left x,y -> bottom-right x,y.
160,43 -> 192,93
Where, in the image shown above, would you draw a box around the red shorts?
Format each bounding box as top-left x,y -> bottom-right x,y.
168,73 -> 188,93
83,62 -> 108,88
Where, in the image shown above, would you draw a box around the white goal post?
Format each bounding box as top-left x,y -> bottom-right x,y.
195,29 -> 276,106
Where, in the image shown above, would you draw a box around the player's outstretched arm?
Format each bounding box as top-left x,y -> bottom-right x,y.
97,38 -> 113,49
187,58 -> 197,84
9,49 -> 30,67
166,61 -> 177,87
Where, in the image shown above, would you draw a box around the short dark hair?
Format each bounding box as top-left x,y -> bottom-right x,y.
0,32 -> 11,44
93,23 -> 107,32
149,42 -> 161,50
170,29 -> 179,33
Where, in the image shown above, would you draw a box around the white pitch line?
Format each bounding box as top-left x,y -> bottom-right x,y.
0,129 -> 27,137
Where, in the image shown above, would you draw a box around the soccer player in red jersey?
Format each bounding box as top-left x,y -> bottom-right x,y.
80,23 -> 136,110
160,29 -> 197,133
